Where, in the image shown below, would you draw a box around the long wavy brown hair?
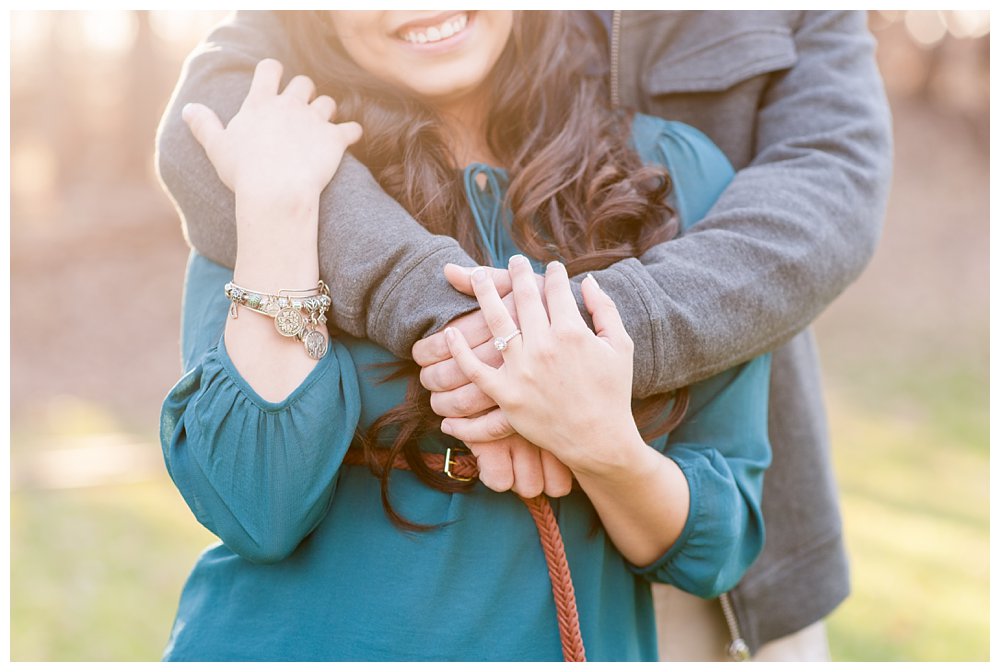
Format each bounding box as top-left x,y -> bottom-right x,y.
281,10 -> 689,530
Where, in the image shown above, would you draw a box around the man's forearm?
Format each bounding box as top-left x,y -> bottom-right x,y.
587,10 -> 892,397
160,11 -> 890,384
316,157 -> 479,349
156,11 -> 480,357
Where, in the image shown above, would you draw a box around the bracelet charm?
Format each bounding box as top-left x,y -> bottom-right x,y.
275,306 -> 306,338
303,328 -> 328,360
224,280 -> 332,359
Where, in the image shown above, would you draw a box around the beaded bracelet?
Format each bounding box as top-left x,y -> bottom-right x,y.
224,280 -> 332,360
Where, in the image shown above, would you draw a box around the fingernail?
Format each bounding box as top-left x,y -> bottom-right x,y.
587,273 -> 599,288
181,103 -> 193,120
509,254 -> 527,268
444,327 -> 456,342
472,268 -> 489,284
547,260 -> 563,272
441,420 -> 452,435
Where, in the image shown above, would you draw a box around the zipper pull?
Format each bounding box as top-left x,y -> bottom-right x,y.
718,592 -> 750,661
727,638 -> 750,661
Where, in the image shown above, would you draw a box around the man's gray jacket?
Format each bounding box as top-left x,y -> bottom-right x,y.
156,10 -> 892,656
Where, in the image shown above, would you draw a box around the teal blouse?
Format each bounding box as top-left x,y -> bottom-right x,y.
159,115 -> 772,662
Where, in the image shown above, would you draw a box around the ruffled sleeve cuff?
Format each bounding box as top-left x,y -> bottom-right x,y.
626,452 -> 702,584
161,331 -> 361,564
626,444 -> 765,599
210,331 -> 340,412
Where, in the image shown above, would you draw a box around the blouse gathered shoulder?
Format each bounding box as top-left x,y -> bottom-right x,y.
159,114 -> 772,662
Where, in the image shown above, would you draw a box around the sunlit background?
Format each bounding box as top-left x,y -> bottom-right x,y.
9,10 -> 990,662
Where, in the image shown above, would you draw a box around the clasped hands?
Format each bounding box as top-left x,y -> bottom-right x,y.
412,254 -> 642,498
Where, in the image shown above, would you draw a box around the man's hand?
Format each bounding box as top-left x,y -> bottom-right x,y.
416,263 -> 572,496
465,434 -> 573,498
412,264 -> 515,368
445,258 -> 642,477
413,263 -> 545,429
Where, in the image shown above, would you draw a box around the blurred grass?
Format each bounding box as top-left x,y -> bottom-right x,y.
11,475 -> 217,661
823,357 -> 988,661
10,356 -> 988,661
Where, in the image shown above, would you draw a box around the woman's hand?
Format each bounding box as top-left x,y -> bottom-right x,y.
416,265 -> 536,440
183,58 -> 364,292
446,255 -> 693,567
179,59 -> 363,401
444,255 -> 646,478
412,265 -> 572,498
181,58 -> 362,208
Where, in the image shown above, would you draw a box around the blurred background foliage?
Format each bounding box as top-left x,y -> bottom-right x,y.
9,10 -> 989,662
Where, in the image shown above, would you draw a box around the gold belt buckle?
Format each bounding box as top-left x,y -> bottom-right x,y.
443,446 -> 473,482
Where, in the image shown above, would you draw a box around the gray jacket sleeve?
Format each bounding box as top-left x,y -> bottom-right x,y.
591,10 -> 892,396
155,10 -> 479,356
157,11 -> 891,391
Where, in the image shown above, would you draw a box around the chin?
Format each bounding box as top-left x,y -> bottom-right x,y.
408,61 -> 494,103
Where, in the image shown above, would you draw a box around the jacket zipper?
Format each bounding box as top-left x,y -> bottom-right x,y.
610,10 -> 622,109
719,592 -> 750,661
610,11 -> 749,661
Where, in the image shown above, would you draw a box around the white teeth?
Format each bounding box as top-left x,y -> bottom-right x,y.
401,12 -> 468,44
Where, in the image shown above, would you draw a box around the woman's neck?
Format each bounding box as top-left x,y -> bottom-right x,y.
434,89 -> 499,168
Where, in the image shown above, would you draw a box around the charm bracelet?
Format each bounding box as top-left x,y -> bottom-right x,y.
224,280 -> 332,360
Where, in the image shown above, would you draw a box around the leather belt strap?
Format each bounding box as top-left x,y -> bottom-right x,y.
343,447 -> 587,662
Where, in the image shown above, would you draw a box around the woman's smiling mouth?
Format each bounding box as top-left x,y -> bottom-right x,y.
397,11 -> 472,46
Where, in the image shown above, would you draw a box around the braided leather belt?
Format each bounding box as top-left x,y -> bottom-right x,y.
342,446 -> 587,662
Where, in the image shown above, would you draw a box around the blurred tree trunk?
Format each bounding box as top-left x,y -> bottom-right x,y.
124,10 -> 165,181
915,35 -> 946,100
44,12 -> 82,189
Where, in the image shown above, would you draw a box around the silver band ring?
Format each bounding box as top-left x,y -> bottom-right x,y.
492,328 -> 522,352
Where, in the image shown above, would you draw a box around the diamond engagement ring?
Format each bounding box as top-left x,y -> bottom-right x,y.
493,328 -> 522,352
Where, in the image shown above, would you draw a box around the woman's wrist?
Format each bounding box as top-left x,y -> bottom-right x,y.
233,190 -> 322,289
235,189 -> 320,243
567,425 -> 658,484
233,252 -> 320,291
236,182 -> 321,219
574,443 -> 691,567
